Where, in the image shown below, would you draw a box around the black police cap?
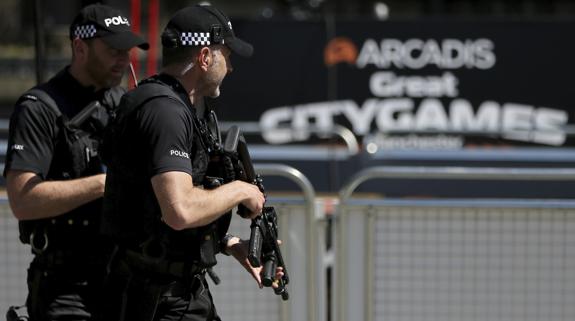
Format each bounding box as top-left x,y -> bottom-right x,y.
70,4 -> 149,51
161,4 -> 253,58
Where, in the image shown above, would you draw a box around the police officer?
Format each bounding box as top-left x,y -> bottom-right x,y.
100,4 -> 283,321
4,4 -> 148,321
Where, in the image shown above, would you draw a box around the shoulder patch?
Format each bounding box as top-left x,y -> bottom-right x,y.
22,94 -> 39,101
11,144 -> 25,151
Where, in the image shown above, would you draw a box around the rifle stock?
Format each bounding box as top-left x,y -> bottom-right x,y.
224,125 -> 290,301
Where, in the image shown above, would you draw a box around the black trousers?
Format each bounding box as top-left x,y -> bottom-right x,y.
26,257 -> 104,321
101,259 -> 221,321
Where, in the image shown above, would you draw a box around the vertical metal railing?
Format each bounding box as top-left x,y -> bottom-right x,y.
336,166 -> 575,321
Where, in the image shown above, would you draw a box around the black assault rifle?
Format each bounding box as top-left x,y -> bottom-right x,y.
223,125 -> 290,301
68,101 -> 102,129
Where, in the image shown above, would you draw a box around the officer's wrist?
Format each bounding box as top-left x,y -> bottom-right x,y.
221,233 -> 239,256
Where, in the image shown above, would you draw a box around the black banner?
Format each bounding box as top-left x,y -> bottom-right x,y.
220,19 -> 575,150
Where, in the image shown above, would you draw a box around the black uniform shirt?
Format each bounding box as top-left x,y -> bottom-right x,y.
4,67 -> 107,179
102,74 -> 209,246
4,67 -> 116,247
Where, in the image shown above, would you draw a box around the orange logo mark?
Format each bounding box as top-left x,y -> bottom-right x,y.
324,37 -> 358,66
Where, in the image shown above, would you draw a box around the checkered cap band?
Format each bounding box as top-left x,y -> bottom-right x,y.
74,24 -> 97,39
180,32 -> 211,46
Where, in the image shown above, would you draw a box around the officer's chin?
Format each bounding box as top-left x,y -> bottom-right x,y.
208,87 -> 221,98
106,76 -> 123,88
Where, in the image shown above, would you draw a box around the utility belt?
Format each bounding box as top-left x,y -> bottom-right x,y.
29,229 -> 100,254
20,210 -> 101,252
33,247 -> 105,270
27,224 -> 113,270
121,248 -> 205,279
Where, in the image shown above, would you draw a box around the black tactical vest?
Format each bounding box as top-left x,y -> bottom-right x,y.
102,77 -> 231,266
17,87 -> 124,250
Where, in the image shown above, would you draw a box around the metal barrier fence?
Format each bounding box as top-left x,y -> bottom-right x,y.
336,166 -> 575,321
5,165 -> 575,321
0,198 -> 31,309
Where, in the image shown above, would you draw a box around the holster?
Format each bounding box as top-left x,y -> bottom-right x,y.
199,224 -> 220,268
25,261 -> 46,321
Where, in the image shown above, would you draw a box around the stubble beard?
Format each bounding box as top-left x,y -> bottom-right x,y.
86,52 -> 123,89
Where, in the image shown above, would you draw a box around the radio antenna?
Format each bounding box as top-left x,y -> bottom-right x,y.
129,62 -> 138,87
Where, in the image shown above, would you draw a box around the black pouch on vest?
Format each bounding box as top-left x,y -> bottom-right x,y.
199,224 -> 220,268
52,119 -> 102,179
